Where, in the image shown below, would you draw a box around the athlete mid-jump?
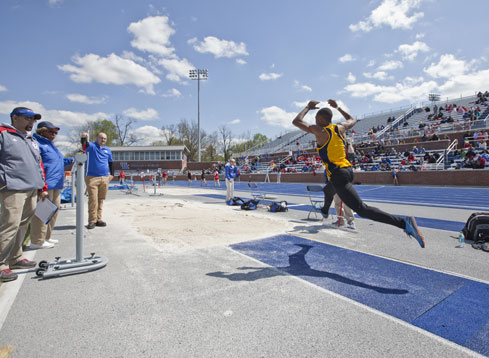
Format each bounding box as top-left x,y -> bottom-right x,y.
292,99 -> 425,248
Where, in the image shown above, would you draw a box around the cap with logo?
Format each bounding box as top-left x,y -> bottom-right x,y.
10,107 -> 42,120
37,121 -> 60,130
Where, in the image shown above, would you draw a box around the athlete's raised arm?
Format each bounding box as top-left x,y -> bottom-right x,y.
328,99 -> 356,132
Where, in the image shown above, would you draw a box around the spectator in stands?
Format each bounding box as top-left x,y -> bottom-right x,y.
30,121 -> 74,250
431,133 -> 439,141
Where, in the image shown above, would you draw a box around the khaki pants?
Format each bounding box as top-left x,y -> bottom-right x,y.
334,194 -> 354,225
85,176 -> 109,224
225,179 -> 234,201
30,189 -> 61,245
0,190 -> 37,269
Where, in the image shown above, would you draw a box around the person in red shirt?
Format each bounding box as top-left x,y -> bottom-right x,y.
119,171 -> 125,185
162,171 -> 167,185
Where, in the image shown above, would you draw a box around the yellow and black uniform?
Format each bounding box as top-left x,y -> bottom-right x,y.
317,124 -> 351,178
320,124 -> 405,230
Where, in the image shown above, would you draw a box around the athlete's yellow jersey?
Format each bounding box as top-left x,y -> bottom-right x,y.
317,124 -> 351,178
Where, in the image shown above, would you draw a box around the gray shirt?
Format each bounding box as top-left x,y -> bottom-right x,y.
0,123 -> 45,191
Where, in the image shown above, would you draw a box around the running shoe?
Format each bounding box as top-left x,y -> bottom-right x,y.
320,207 -> 329,219
404,216 -> 425,248
347,221 -> 356,230
332,219 -> 345,227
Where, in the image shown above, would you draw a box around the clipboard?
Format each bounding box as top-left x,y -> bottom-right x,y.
34,197 -> 59,224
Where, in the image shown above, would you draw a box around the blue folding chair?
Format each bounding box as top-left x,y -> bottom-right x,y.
306,185 -> 326,220
248,182 -> 266,201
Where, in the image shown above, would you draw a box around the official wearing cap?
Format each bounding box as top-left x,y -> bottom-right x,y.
30,121 -> 74,249
0,107 -> 46,282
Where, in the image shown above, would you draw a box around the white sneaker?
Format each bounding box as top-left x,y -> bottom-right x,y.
46,239 -> 58,244
347,221 -> 356,230
332,219 -> 345,227
29,241 -> 55,249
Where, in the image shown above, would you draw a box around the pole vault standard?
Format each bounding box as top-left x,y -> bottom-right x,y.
35,150 -> 108,279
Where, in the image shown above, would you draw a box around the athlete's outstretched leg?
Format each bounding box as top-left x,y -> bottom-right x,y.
331,168 -> 425,247
331,168 -> 404,228
321,180 -> 336,218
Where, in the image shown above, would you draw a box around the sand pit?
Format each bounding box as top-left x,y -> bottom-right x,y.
104,190 -> 294,251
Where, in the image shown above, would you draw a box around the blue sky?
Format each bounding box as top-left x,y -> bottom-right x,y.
1,0 -> 489,152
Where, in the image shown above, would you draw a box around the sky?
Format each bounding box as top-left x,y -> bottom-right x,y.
1,0 -> 489,153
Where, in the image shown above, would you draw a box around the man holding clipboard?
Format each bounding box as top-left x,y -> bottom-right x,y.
0,107 -> 47,282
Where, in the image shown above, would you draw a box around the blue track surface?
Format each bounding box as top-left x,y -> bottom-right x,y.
165,180 -> 489,211
195,193 -> 466,232
228,234 -> 489,356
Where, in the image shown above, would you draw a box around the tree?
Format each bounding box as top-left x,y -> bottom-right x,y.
230,132 -> 269,154
114,114 -> 138,146
176,119 -> 206,161
202,132 -> 221,162
218,125 -> 233,162
161,124 -> 182,145
70,119 -> 119,147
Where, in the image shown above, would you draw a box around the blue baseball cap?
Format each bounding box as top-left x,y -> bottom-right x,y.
10,107 -> 41,120
37,121 -> 60,130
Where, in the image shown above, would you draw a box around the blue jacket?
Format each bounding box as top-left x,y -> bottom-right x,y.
225,163 -> 238,180
85,141 -> 113,177
34,134 -> 73,190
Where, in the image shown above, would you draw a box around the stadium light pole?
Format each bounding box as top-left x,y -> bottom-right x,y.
189,69 -> 208,162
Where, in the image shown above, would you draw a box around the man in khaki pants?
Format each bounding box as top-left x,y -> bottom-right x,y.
0,107 -> 47,282
81,132 -> 113,229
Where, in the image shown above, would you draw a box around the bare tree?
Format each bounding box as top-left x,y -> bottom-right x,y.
161,124 -> 182,145
218,125 -> 233,162
176,119 -> 206,161
114,114 -> 138,146
202,132 -> 220,161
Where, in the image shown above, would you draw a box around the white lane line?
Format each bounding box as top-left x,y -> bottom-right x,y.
227,246 -> 485,358
0,250 -> 37,332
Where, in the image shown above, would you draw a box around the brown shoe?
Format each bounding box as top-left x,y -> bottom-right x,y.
87,222 -> 96,229
95,221 -> 107,227
0,268 -> 18,282
10,259 -> 36,270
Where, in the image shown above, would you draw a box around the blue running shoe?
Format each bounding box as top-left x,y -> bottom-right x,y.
404,216 -> 425,248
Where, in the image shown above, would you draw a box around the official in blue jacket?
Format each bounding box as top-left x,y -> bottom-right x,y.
31,121 -> 73,249
225,158 -> 238,202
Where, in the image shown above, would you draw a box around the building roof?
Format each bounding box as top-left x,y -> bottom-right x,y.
109,145 -> 188,152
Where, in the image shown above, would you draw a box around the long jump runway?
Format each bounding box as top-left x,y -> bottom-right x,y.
228,234 -> 489,356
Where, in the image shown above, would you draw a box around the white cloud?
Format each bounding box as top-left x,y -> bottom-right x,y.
58,53 -> 161,94
127,16 -> 176,57
122,107 -> 158,121
367,60 -> 376,67
347,72 -> 356,83
398,41 -> 429,60
236,58 -> 247,65
66,93 -> 106,104
350,0 -> 424,32
162,88 -> 182,98
259,106 -> 296,128
339,54 -> 355,63
424,54 -> 469,78
377,60 -> 404,71
438,68 -> 489,98
158,57 -> 194,83
228,119 -> 240,125
259,73 -> 283,81
344,78 -> 438,103
293,80 -> 312,92
363,71 -> 392,81
415,33 -> 425,39
190,36 -> 249,58
0,100 -> 111,128
0,85 -> 6,92
132,125 -> 167,145
48,0 -> 63,6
